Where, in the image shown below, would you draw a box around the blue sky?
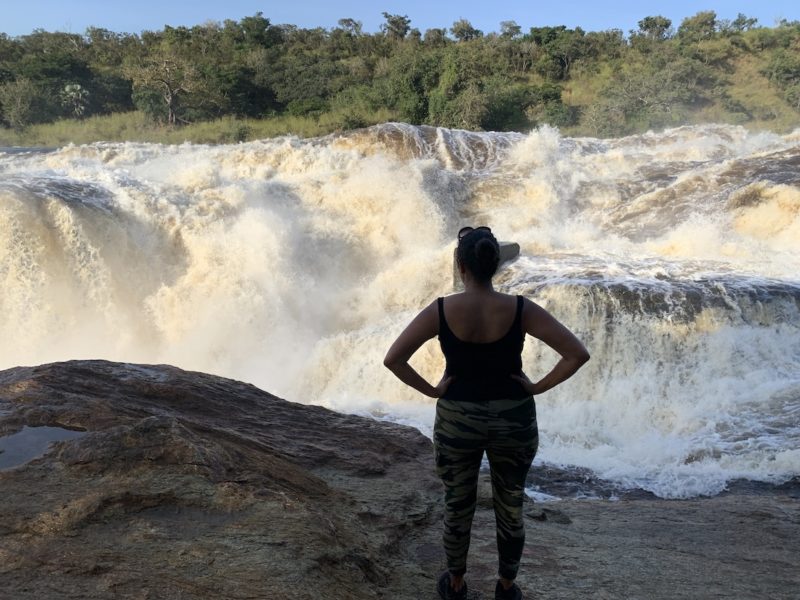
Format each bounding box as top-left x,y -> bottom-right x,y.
2,1 -> 797,37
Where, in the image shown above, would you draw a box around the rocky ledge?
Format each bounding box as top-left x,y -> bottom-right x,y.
0,360 -> 442,599
1,361 -> 798,600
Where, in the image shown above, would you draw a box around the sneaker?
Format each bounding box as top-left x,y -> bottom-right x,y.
438,571 -> 468,600
495,579 -> 522,600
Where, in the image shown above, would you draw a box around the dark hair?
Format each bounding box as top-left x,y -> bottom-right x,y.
457,228 -> 500,282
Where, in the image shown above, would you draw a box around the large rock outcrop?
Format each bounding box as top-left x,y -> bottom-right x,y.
0,360 -> 443,599
1,360 -> 798,599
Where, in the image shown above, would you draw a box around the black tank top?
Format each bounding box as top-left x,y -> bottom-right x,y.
438,295 -> 528,401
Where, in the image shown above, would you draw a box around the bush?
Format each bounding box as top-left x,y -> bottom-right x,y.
286,97 -> 328,117
0,78 -> 42,129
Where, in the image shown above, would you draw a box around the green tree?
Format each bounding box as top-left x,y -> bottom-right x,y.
379,47 -> 441,123
125,51 -> 206,124
12,30 -> 92,119
636,16 -> 672,40
451,82 -> 488,128
0,77 -> 41,129
481,81 -> 565,131
547,27 -> 585,78
381,13 -> 411,41
765,48 -> 800,87
678,11 -> 718,43
237,12 -> 280,48
499,21 -> 522,39
337,18 -> 363,37
451,19 -> 483,42
731,14 -> 758,32
785,84 -> 800,110
423,28 -> 448,47
526,26 -> 585,79
527,26 -> 567,47
765,46 -> 800,109
504,40 -> 539,74
60,83 -> 90,118
584,29 -> 626,61
584,55 -> 704,135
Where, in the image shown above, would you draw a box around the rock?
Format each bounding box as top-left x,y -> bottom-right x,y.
2,360 -> 799,600
0,360 -> 443,599
525,507 -> 572,524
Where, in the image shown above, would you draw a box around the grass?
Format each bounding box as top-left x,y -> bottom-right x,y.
722,54 -> 800,132
0,108 -> 400,148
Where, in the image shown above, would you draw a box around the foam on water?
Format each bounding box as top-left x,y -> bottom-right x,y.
1,124 -> 798,498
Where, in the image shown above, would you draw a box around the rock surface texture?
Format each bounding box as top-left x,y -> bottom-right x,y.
1,360 -> 798,599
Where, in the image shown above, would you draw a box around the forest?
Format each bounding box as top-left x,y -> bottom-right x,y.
1,11 -> 799,144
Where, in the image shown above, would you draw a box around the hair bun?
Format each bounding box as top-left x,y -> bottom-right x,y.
457,230 -> 500,282
475,238 -> 498,260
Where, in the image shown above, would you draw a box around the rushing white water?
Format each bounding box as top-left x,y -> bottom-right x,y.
1,123 -> 799,498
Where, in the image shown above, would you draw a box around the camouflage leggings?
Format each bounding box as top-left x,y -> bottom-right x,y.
433,396 -> 538,581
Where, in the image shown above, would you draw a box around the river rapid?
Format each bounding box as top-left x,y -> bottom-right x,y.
1,123 -> 799,499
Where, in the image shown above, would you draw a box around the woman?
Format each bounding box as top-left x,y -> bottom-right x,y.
384,226 -> 590,600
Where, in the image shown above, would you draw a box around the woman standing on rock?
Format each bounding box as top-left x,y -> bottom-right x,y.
384,226 -> 590,600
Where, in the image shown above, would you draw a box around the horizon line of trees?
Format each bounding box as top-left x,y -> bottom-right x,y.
1,10 -> 799,137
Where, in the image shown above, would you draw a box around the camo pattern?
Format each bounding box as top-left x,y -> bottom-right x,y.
433,396 -> 538,580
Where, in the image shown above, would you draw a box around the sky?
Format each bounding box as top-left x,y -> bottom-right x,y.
1,0 -> 798,38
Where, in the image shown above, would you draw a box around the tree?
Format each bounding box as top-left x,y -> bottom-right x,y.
527,26 -> 567,47
636,16 -> 672,40
731,14 -> 758,32
678,11 -> 718,42
526,26 -> 585,79
547,27 -> 585,78
500,21 -> 522,39
481,80 -> 565,131
765,47 -> 800,110
337,18 -> 363,37
379,48 -> 441,123
60,83 -> 90,118
785,84 -> 800,110
506,40 -> 539,74
584,56 -> 704,135
423,28 -> 448,47
0,33 -> 22,70
584,29 -> 626,60
125,51 -> 206,124
381,13 -> 411,41
452,82 -> 488,128
451,19 -> 483,42
0,78 -> 40,129
237,12 -> 279,48
84,27 -> 130,67
13,30 -> 92,120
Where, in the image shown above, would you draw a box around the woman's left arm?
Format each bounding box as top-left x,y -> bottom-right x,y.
384,301 -> 453,398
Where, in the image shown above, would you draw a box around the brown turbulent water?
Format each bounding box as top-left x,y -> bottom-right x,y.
1,122 -> 798,498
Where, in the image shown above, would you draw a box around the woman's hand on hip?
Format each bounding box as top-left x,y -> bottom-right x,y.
510,371 -> 537,396
432,373 -> 455,398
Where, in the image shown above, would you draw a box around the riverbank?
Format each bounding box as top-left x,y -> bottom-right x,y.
1,361 -> 797,599
1,110 -> 798,149
0,109 -> 398,147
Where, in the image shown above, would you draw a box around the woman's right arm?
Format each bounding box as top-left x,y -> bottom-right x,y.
512,298 -> 590,396
384,301 -> 453,398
